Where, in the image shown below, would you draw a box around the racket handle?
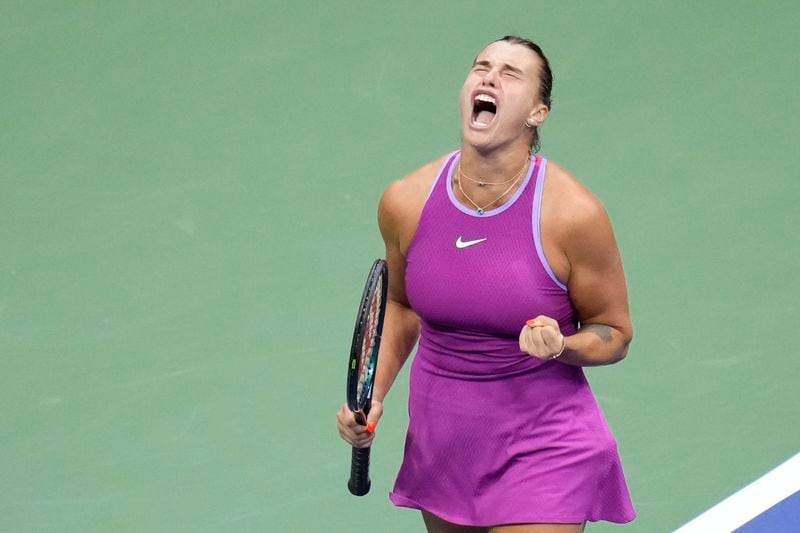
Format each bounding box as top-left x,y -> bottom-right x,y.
347,445 -> 371,496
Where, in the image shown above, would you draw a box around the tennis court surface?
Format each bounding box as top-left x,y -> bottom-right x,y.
2,2 -> 798,531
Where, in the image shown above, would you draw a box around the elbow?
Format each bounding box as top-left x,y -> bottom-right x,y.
611,347 -> 629,364
612,331 -> 633,364
601,327 -> 632,366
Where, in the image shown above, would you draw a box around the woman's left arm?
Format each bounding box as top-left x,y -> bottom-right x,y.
557,192 -> 632,366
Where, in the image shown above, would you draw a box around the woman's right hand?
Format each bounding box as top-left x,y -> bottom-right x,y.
336,400 -> 383,448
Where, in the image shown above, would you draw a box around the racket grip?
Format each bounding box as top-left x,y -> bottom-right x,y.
347,445 -> 371,496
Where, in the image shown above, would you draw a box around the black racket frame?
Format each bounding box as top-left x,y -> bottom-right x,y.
346,259 -> 388,496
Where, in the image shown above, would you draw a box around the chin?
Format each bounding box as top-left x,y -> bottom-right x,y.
462,129 -> 503,154
461,123 -> 490,145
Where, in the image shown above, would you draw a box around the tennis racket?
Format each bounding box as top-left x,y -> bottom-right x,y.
346,259 -> 388,496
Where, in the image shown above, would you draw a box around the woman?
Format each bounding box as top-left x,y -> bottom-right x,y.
337,36 -> 636,532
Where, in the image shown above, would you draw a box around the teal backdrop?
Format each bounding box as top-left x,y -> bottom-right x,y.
2,1 -> 798,531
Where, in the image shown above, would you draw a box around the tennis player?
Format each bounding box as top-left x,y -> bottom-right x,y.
336,35 -> 635,532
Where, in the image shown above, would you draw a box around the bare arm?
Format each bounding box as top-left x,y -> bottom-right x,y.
558,189 -> 632,366
372,179 -> 421,401
336,173 -> 427,447
520,164 -> 633,366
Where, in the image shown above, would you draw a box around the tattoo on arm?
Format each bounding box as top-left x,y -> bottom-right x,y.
581,324 -> 614,343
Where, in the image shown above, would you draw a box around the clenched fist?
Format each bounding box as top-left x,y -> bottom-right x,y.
519,315 -> 566,360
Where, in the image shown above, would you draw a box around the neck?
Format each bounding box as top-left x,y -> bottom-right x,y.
452,141 -> 532,214
458,141 -> 531,180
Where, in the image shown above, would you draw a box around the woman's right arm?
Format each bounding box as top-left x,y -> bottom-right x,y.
371,180 -> 421,402
336,179 -> 421,448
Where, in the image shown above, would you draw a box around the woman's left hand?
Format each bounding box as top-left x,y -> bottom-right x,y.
519,315 -> 565,360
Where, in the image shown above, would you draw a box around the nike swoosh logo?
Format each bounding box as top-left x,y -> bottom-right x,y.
455,236 -> 488,249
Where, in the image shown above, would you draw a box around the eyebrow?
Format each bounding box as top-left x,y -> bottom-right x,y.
472,59 -> 525,76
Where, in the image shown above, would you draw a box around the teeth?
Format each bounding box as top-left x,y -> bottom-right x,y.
475,94 -> 496,105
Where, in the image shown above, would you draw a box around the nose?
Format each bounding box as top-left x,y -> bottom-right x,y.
481,68 -> 498,86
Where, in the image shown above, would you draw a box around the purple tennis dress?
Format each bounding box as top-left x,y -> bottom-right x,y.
388,151 -> 636,526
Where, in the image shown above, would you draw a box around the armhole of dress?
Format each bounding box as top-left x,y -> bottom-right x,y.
532,158 -> 568,292
424,151 -> 459,204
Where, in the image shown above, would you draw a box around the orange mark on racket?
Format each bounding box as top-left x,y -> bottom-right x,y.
366,422 -> 377,434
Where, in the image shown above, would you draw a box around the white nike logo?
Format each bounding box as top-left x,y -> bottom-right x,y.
455,236 -> 488,249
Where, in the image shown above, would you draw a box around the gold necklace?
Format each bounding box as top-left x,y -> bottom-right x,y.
455,160 -> 528,215
457,158 -> 529,187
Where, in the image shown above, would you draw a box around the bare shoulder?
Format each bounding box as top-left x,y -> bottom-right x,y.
380,155 -> 449,213
541,160 -> 623,279
543,160 -> 612,238
378,154 -> 450,247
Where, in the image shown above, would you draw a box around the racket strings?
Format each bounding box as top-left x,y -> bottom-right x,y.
356,278 -> 383,401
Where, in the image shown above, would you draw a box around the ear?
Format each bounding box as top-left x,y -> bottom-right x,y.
526,103 -> 549,128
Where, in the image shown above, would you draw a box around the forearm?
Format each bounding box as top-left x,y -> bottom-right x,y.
372,300 -> 420,402
559,323 -> 632,367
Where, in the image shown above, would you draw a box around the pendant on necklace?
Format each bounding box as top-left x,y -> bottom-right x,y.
477,208 -> 485,215
478,181 -> 486,187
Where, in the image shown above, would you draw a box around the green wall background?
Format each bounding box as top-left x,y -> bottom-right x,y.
2,2 -> 798,531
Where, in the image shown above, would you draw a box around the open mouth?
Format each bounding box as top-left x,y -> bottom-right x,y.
471,94 -> 497,127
